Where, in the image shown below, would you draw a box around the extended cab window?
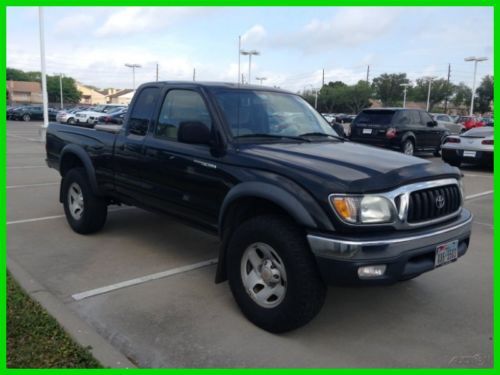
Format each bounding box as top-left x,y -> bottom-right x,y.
128,87 -> 159,136
155,90 -> 211,141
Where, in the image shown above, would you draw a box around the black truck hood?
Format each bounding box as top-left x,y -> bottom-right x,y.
238,141 -> 460,193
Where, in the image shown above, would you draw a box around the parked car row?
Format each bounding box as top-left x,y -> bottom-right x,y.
7,105 -> 58,121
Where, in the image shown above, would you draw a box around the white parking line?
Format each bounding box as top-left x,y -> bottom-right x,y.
7,165 -> 47,170
7,182 -> 59,189
7,134 -> 41,142
71,258 -> 218,301
474,221 -> 493,228
7,206 -> 135,225
465,191 -> 494,200
463,173 -> 493,178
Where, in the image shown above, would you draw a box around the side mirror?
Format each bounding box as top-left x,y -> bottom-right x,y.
178,121 -> 211,145
427,120 -> 438,127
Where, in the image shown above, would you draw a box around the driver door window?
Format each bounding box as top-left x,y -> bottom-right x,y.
155,90 -> 212,141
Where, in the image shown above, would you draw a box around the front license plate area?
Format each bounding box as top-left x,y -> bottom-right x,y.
435,240 -> 458,267
463,150 -> 476,158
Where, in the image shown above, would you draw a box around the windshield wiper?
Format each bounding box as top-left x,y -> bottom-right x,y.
235,133 -> 310,142
298,132 -> 344,141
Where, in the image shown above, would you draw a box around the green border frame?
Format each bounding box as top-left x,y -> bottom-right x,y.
2,2 -> 496,373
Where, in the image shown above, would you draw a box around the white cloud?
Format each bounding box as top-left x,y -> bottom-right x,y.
271,7 -> 401,52
54,14 -> 95,35
95,7 -> 209,37
241,24 -> 267,45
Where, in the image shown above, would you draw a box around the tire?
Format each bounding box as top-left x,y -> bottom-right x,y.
401,138 -> 415,156
62,168 -> 108,234
67,117 -> 75,125
226,215 -> 326,333
23,114 -> 31,122
433,146 -> 441,157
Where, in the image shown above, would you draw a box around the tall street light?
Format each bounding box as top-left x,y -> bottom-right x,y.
423,76 -> 436,112
240,50 -> 260,84
58,73 -> 64,109
401,83 -> 410,108
38,7 -> 49,141
255,77 -> 267,85
464,56 -> 488,115
125,63 -> 142,90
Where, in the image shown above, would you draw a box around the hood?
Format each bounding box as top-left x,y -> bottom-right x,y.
238,141 -> 460,193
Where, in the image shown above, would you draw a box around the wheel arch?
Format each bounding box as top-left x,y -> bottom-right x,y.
215,182 -> 327,283
59,144 -> 102,201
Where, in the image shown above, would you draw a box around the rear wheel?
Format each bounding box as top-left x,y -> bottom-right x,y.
227,215 -> 326,333
67,117 -> 75,125
401,139 -> 414,156
22,114 -> 31,122
62,168 -> 108,234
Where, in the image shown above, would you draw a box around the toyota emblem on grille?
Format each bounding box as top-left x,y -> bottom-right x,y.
435,194 -> 445,209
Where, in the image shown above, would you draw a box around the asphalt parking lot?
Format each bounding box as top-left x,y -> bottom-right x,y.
7,120 -> 493,368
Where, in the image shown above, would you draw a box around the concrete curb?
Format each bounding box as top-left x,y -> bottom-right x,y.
7,257 -> 136,369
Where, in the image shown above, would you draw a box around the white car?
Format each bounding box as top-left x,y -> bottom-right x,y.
56,109 -> 79,124
441,127 -> 493,168
431,113 -> 464,134
75,105 -> 127,126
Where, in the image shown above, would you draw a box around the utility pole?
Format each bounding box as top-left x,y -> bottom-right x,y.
401,83 -> 410,108
156,63 -> 159,82
444,63 -> 450,113
322,69 -> 325,87
38,7 -> 49,141
366,65 -> 370,83
464,56 -> 488,116
59,73 -> 63,109
125,63 -> 141,90
193,68 -> 196,81
241,73 -> 245,85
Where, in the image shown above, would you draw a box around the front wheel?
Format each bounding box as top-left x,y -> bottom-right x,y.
23,114 -> 31,122
67,117 -> 75,125
227,215 -> 326,333
62,168 -> 108,234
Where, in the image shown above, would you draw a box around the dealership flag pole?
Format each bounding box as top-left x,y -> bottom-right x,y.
38,7 -> 49,141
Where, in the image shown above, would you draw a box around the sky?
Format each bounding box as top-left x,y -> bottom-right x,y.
6,6 -> 494,92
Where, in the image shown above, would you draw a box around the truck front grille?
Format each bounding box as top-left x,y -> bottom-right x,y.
407,184 -> 461,223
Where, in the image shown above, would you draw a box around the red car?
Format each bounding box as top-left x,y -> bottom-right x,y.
460,116 -> 485,130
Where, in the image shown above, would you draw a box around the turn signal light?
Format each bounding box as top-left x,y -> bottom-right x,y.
331,197 -> 357,223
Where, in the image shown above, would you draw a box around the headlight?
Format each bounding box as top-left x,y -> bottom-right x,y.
330,195 -> 394,224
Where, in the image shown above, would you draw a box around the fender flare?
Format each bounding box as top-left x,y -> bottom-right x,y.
59,144 -> 102,196
215,181 -> 330,283
218,181 -> 318,233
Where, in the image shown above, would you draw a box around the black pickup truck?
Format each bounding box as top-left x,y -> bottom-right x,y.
46,82 -> 472,333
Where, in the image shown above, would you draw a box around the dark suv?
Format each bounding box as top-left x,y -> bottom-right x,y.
350,108 -> 449,156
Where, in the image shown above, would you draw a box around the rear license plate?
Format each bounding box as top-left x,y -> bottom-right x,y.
463,150 -> 476,158
362,128 -> 372,134
435,240 -> 458,267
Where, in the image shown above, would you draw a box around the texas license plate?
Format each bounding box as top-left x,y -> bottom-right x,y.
362,128 -> 372,134
463,150 -> 476,158
435,240 -> 458,267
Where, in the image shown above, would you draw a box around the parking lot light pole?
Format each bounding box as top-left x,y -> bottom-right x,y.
125,63 -> 142,90
400,83 -> 410,108
240,50 -> 260,84
464,56 -> 488,116
255,77 -> 267,85
38,7 -> 49,142
423,76 -> 436,112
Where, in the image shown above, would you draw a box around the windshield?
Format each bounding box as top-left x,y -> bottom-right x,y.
213,90 -> 337,140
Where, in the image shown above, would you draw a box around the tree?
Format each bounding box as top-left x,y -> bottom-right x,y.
371,73 -> 409,106
46,75 -> 82,105
475,75 -> 493,113
409,78 -> 453,112
7,68 -> 41,82
451,82 -> 472,108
